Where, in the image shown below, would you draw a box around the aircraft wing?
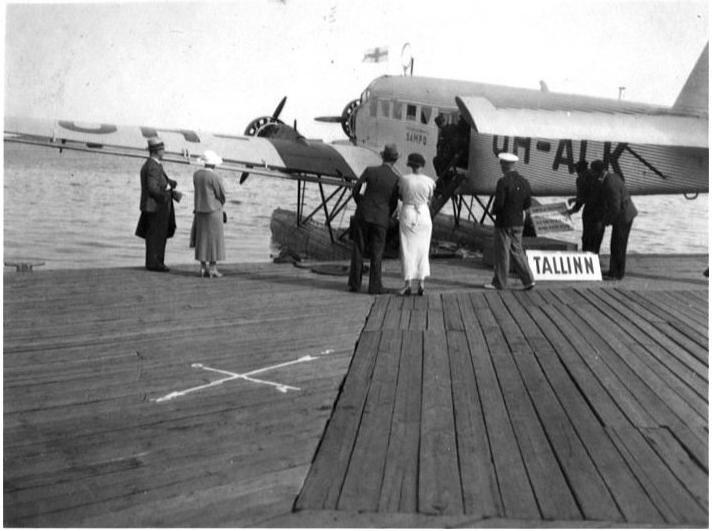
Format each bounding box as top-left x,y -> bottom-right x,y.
4,116 -> 381,186
455,96 -> 708,148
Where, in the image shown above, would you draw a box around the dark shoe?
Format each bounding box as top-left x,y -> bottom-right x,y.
522,282 -> 535,290
417,286 -> 424,296
147,265 -> 170,272
398,286 -> 412,296
347,286 -> 359,293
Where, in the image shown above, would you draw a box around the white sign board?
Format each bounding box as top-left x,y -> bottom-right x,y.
528,201 -> 574,234
527,250 -> 602,281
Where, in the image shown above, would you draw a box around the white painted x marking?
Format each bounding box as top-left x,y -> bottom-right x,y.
152,349 -> 334,403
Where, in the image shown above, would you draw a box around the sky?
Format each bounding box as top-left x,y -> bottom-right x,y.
3,0 -> 709,142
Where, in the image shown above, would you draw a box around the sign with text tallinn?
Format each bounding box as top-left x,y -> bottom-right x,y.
526,250 -> 602,281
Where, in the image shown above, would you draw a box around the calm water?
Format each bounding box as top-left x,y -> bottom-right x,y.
4,143 -> 709,270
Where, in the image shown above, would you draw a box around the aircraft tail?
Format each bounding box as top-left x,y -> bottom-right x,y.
673,43 -> 708,113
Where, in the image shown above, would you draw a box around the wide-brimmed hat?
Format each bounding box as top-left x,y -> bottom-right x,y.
498,152 -> 518,163
381,143 -> 399,162
147,137 -> 165,152
199,150 -> 223,166
407,152 -> 426,168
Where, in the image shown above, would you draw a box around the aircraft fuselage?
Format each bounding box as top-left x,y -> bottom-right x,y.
351,75 -> 708,196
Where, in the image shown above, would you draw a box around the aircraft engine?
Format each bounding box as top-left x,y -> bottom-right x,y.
314,98 -> 360,142
244,96 -> 287,137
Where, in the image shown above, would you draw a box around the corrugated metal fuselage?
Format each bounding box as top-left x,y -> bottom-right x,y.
352,75 -> 708,196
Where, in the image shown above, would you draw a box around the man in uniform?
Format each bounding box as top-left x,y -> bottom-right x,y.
599,163 -> 638,279
348,143 -> 400,294
567,159 -> 605,253
135,137 -> 181,272
484,152 -> 535,290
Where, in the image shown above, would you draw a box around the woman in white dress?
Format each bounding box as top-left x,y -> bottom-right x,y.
191,150 -> 227,278
397,153 -> 435,295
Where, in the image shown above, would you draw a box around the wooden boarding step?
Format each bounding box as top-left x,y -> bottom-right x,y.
295,288 -> 708,526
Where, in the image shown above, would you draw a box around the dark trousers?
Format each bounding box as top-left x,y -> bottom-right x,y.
492,226 -> 534,289
581,216 -> 604,253
348,217 -> 387,294
144,205 -> 170,269
608,218 -> 634,279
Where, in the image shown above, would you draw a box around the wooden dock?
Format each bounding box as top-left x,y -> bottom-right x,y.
3,254 -> 708,527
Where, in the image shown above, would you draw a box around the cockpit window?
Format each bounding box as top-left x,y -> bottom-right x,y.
380,99 -> 391,118
393,101 -> 403,120
420,106 -> 432,124
370,98 -> 378,117
406,104 -> 417,121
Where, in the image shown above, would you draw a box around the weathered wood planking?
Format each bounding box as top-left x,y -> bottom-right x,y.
5,255 -> 708,527
4,263 -> 374,527
295,281 -> 707,526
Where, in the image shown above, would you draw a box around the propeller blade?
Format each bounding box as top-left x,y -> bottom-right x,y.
272,96 -> 287,121
314,115 -> 343,123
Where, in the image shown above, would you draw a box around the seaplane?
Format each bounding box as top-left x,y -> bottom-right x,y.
4,43 -> 708,261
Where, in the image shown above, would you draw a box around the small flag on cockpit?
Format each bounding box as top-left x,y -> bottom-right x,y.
362,46 -> 389,63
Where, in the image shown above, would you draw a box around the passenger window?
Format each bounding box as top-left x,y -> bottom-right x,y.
393,101 -> 403,120
406,104 -> 417,121
420,106 -> 432,124
380,100 -> 391,118
370,98 -> 378,117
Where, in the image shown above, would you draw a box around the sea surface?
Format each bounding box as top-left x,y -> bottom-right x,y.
4,143 -> 709,270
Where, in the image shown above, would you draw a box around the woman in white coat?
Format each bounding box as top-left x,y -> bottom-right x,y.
397,152 -> 435,295
192,150 -> 227,278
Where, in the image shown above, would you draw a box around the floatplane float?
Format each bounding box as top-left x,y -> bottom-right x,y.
4,44 -> 708,265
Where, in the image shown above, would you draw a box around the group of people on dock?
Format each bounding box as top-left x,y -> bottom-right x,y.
347,142 -> 639,295
346,144 -> 537,295
135,137 -> 227,277
134,137 -> 637,288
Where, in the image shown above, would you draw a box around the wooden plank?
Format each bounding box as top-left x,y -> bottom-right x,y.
364,296 -> 390,331
568,302 -> 707,428
465,292 -> 539,520
418,329 -> 463,515
442,293 -> 464,331
630,291 -> 708,352
295,330 -> 381,510
538,293 -> 655,428
379,330 -> 423,513
446,327 -> 499,518
613,289 -> 709,366
481,292 -> 581,521
426,294 -> 444,331
578,289 -> 708,399
499,291 -> 624,521
338,329 -> 402,511
592,289 -> 707,382
640,427 -> 708,509
524,302 -> 665,524
382,296 -> 404,330
607,426 -> 707,525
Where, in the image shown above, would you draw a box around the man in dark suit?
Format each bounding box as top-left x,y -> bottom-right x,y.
135,137 -> 181,272
599,162 -> 638,279
484,152 -> 535,290
347,143 -> 400,294
567,160 -> 606,253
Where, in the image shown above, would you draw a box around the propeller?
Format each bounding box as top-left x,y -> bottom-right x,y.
244,96 -> 287,136
314,98 -> 360,141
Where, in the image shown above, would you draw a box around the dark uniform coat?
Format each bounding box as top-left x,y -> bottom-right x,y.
348,163 -> 400,293
601,171 -> 638,279
135,157 -> 177,269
